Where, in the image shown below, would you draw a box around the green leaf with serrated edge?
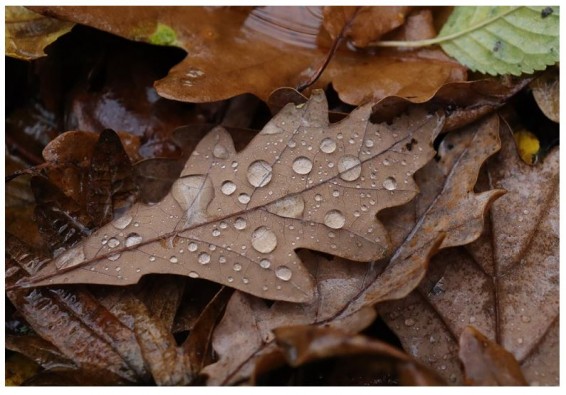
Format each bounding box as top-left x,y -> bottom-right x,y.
438,6 -> 559,76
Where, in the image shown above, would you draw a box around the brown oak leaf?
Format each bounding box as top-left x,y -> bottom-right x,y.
18,91 -> 443,303
200,114 -> 503,384
378,122 -> 559,385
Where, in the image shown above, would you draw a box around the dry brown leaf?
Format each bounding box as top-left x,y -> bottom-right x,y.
530,67 -> 559,123
19,91 -> 443,304
5,6 -> 74,60
322,6 -> 412,47
459,326 -> 528,386
32,6 -> 466,105
379,123 -> 559,385
201,115 -> 503,385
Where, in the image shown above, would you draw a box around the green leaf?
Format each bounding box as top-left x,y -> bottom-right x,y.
438,6 -> 559,76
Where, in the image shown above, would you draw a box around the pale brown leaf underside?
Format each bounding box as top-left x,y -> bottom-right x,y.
20,91 -> 443,303
201,115 -> 503,385
379,125 -> 559,385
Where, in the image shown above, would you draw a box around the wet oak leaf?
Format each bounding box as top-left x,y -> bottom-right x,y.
18,91 -> 443,303
32,6 -> 466,105
202,114 -> 503,385
459,326 -> 528,385
378,123 -> 559,385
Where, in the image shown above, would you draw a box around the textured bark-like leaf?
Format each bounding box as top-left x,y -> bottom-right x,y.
379,123 -> 559,385
19,91 -> 443,303
32,6 -> 466,105
201,115 -> 503,385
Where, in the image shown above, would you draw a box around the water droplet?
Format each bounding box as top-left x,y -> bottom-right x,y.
212,229 -> 221,237
221,180 -> 236,195
231,161 -> 238,168
404,318 -> 415,327
247,160 -> 273,187
227,276 -> 234,283
213,144 -> 229,159
188,242 -> 198,252
233,263 -> 242,272
324,210 -> 346,229
125,233 -> 143,247
382,158 -> 390,166
275,266 -> 292,281
314,194 -> 322,202
251,226 -> 278,254
219,256 -> 226,263
234,217 -> 247,230
198,252 -> 211,264
332,190 -> 340,197
149,255 -> 156,262
287,140 -> 296,148
136,268 -> 141,273
238,193 -> 251,204
364,139 -> 374,148
338,155 -> 361,181
108,253 -> 121,261
517,338 -> 524,344
107,237 -> 120,248
115,266 -> 121,272
219,221 -> 228,229
383,177 -> 397,191
469,316 -> 476,323
267,195 -> 304,219
242,277 -> 250,284
260,259 -> 271,269
169,256 -> 179,263
521,315 -> 531,323
320,138 -> 336,153
112,215 -> 132,230
292,156 -> 313,175
188,271 -> 199,278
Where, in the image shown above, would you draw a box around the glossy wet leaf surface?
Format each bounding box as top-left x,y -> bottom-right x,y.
31,6 -> 467,105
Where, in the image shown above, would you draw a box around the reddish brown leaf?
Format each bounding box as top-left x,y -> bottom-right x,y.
379,123 -> 559,385
20,91 -> 443,304
459,326 -> 528,386
530,67 -> 559,123
323,6 -> 412,47
32,6 -> 466,105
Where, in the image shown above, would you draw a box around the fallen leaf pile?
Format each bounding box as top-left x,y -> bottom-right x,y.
5,5 -> 559,387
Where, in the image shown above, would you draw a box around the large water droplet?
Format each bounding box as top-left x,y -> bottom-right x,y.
125,233 -> 143,247
221,180 -> 236,195
324,210 -> 346,229
251,226 -> 278,254
198,252 -> 211,264
112,215 -> 132,230
107,237 -> 120,248
292,156 -> 313,175
320,138 -> 336,154
234,217 -> 247,230
188,242 -> 198,252
267,195 -> 304,219
238,193 -> 251,204
260,259 -> 271,269
213,144 -> 229,159
247,160 -> 273,187
275,266 -> 292,281
383,177 -> 397,191
338,155 -> 361,181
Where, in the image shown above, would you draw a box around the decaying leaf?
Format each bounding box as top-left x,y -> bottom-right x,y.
18,91 -> 444,303
31,6 -> 466,105
253,325 -> 445,385
5,6 -> 74,60
379,123 -> 559,385
459,326 -> 528,386
200,114 -> 503,384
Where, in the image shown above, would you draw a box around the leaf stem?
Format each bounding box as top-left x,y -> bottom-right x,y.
367,6 -> 521,48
